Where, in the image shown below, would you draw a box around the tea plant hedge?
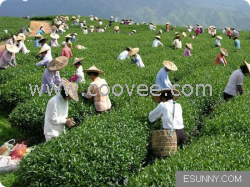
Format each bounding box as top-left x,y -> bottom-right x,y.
0,16 -> 249,186
0,17 -> 30,41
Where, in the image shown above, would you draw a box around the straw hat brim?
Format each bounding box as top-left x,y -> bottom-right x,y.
73,58 -> 84,65
217,36 -> 222,40
6,44 -> 19,54
220,48 -> 228,56
163,61 -> 178,71
243,61 -> 250,74
39,47 -> 50,54
186,43 -> 193,49
47,56 -> 69,71
128,48 -> 139,56
114,26 -> 119,30
50,34 -> 60,39
84,66 -> 104,74
61,78 -> 79,101
155,36 -> 161,40
35,34 -> 43,38
65,34 -> 72,38
152,89 -> 180,103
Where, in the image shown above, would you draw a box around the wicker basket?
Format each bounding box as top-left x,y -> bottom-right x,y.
151,130 -> 177,157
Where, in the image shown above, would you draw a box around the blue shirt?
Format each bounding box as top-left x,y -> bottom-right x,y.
156,67 -> 172,90
34,39 -> 41,48
234,39 -> 240,49
71,36 -> 77,42
37,30 -> 44,35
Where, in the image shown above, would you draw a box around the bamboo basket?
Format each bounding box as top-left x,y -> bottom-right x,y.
151,130 -> 177,157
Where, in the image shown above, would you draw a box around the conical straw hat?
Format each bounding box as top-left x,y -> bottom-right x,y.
114,26 -> 119,30
243,61 -> 250,74
61,78 -> 79,101
163,61 -> 178,71
47,56 -> 69,71
84,65 -> 104,74
128,48 -> 139,56
50,33 -> 60,39
6,44 -> 19,53
72,58 -> 84,65
186,43 -> 193,49
220,48 -> 228,56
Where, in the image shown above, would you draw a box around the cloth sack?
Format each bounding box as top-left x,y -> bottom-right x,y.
0,156 -> 20,174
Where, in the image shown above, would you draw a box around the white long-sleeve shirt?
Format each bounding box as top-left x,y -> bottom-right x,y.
173,39 -> 182,49
0,50 -> 16,68
76,65 -> 85,83
36,53 -> 53,67
117,50 -> 129,60
18,41 -> 30,54
42,43 -> 52,59
131,54 -> 145,68
51,39 -> 59,47
44,94 -> 68,137
149,100 -> 184,130
83,29 -> 88,34
152,39 -> 163,47
215,39 -> 221,46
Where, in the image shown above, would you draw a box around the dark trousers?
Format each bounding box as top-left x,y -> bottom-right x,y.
223,92 -> 234,101
176,129 -> 187,147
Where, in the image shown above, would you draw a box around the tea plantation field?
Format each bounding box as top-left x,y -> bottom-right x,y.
0,16 -> 249,186
0,17 -> 30,42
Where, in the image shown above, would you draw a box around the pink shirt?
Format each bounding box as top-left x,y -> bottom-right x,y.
184,48 -> 192,56
61,46 -> 73,58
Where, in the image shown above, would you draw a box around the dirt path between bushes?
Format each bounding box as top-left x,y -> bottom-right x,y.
0,20 -> 51,51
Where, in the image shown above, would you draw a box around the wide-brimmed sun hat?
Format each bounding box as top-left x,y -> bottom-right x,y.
163,61 -> 178,71
61,78 -> 79,101
166,22 -> 170,25
47,56 -> 69,71
182,32 -> 187,37
175,32 -> 179,35
128,48 -> 139,56
84,65 -> 104,74
65,34 -> 72,38
35,34 -> 43,38
186,43 -> 193,49
50,33 -> 60,39
217,36 -> 223,40
220,48 -> 228,56
6,44 -> 19,54
152,88 -> 180,103
244,61 -> 250,74
114,26 -> 119,30
132,30 -> 136,33
73,58 -> 84,65
18,33 -> 26,41
155,35 -> 161,40
38,46 -> 50,54
90,25 -> 94,28
75,45 -> 85,49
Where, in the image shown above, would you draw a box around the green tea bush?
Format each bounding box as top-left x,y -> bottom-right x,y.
0,17 -> 30,41
129,133 -> 250,187
0,16 -> 248,186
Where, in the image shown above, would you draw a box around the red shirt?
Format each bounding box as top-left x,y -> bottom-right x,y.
61,46 -> 73,58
